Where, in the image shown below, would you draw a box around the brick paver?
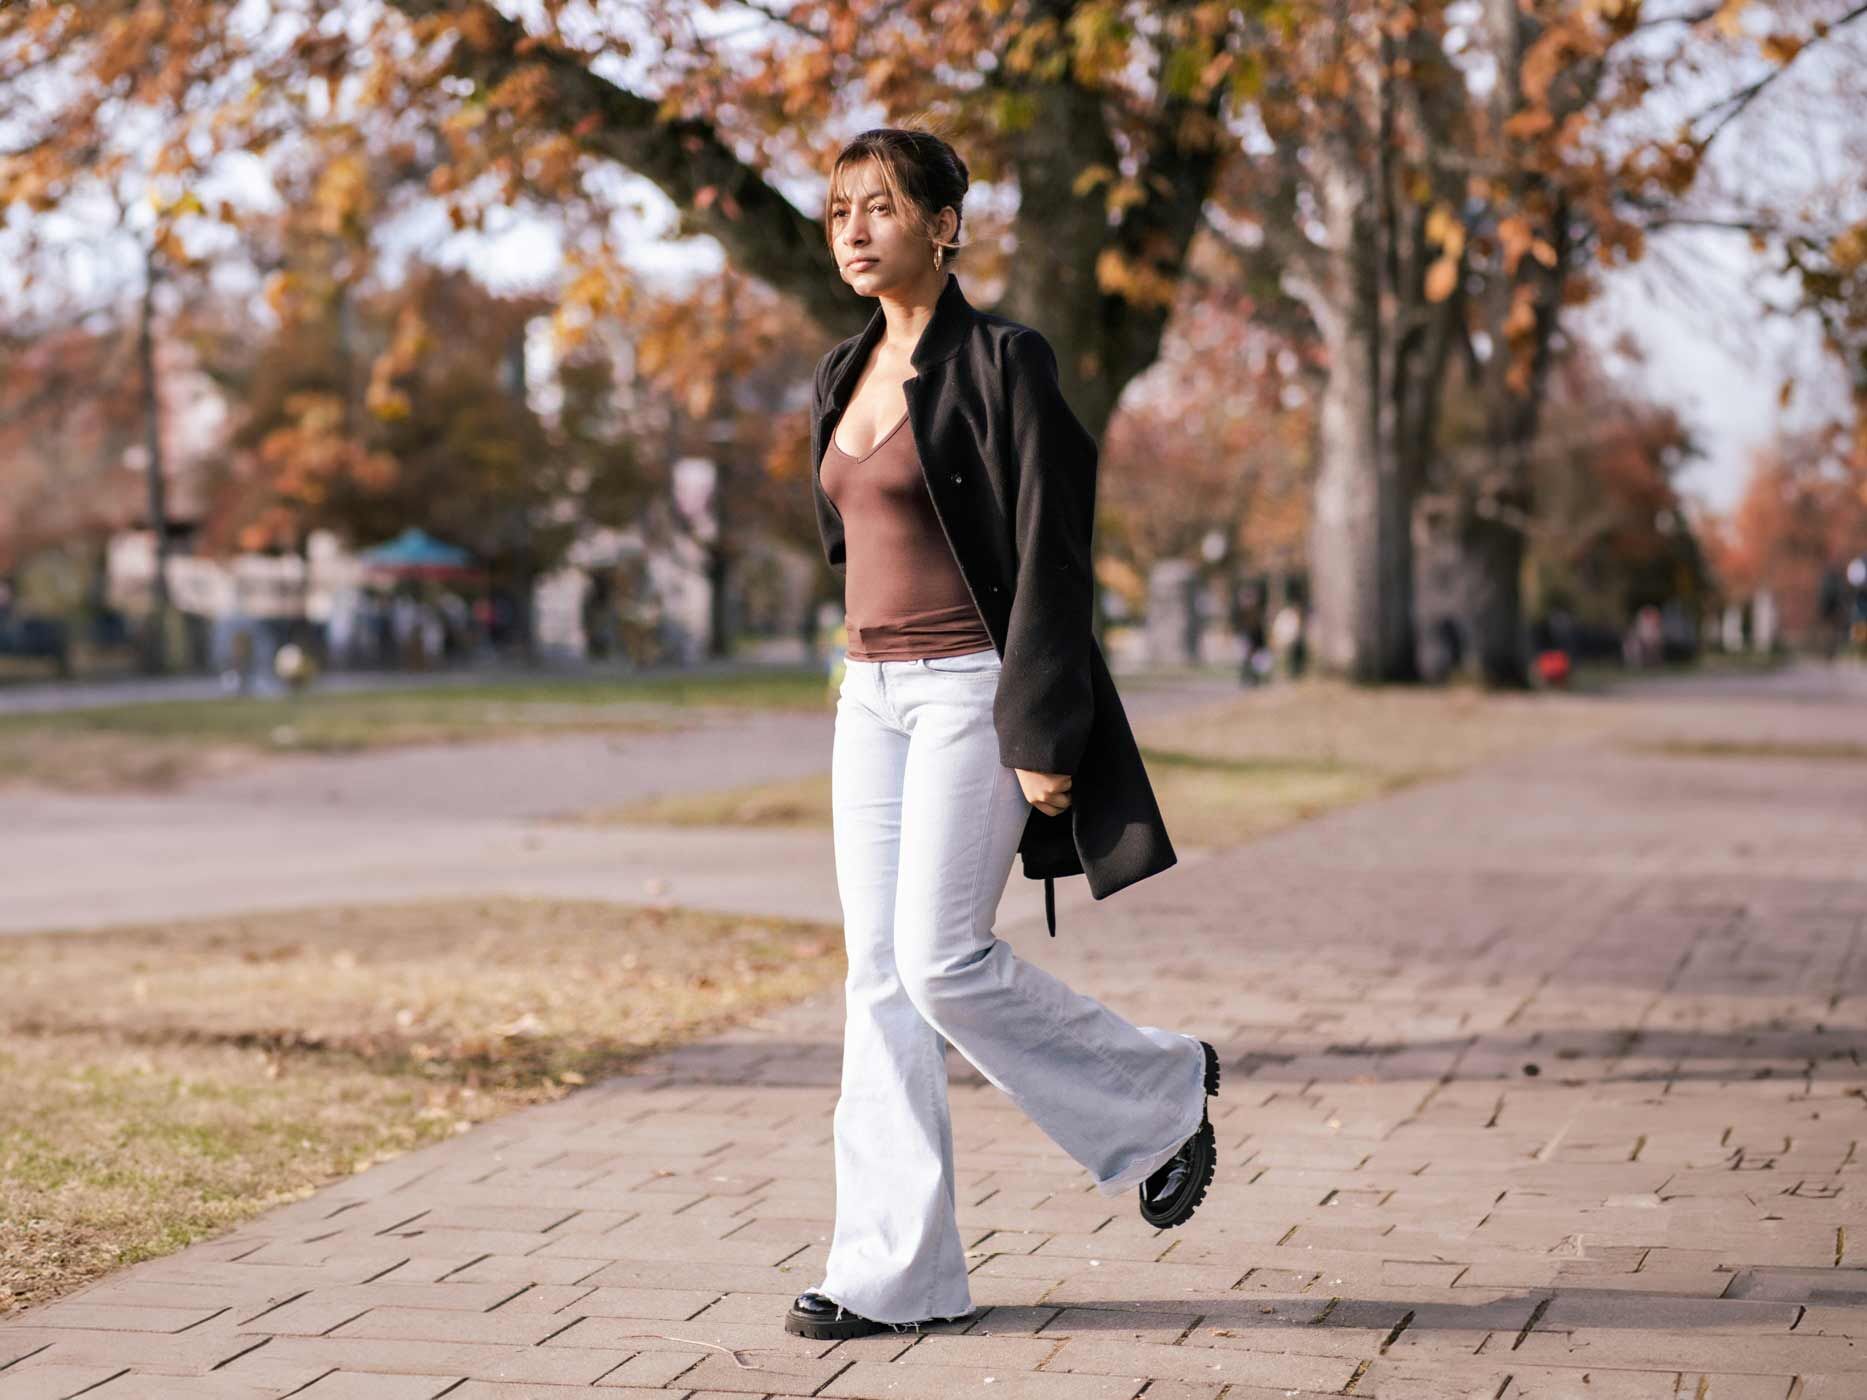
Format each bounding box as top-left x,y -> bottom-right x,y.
5,666 -> 1867,1396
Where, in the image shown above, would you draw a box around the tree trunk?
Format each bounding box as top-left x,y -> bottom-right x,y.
705,303 -> 735,661
1463,512 -> 1530,688
705,536 -> 731,660
497,536 -> 538,661
137,246 -> 175,676
1296,128 -> 1419,684
1458,0 -> 1572,691
1307,320 -> 1418,681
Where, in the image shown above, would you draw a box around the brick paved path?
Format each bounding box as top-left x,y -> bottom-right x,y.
4,671 -> 1866,1397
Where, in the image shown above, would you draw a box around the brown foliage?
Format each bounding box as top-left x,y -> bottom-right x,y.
1101,283 -> 1314,582
198,264 -> 586,568
1709,425 -> 1867,637
0,320 -> 220,570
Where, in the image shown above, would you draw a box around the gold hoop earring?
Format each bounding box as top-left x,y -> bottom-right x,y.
934,246 -> 944,271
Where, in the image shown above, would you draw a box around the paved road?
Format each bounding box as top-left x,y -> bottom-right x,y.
0,669 -> 1242,938
2,664 -> 1864,1396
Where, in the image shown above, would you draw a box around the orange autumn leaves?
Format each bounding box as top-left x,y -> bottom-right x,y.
1708,428 -> 1867,638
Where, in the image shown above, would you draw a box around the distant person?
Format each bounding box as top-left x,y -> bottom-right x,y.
787,126 -> 1219,1343
581,573 -> 615,660
1271,601 -> 1305,679
1549,608 -> 1577,657
419,602 -> 444,667
1625,604 -> 1663,668
225,627 -> 255,695
391,592 -> 419,668
1234,580 -> 1268,686
1817,566 -> 1845,661
326,591 -> 357,669
437,591 -> 471,660
1435,616 -> 1465,678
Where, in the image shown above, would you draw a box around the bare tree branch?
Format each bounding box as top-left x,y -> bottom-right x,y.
1693,2 -> 1867,151
718,0 -> 830,43
385,0 -> 865,337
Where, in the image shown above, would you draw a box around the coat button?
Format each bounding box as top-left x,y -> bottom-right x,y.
951,472 -> 962,483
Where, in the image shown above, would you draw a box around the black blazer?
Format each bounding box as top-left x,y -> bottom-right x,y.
809,272 -> 1176,936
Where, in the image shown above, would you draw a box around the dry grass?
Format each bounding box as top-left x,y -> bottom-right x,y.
0,896 -> 847,1317
0,730 -> 273,793
1142,749 -> 1411,847
561,772 -> 835,829
1151,675 -> 1618,775
556,677 -> 1622,848
1622,738 -> 1867,763
557,756 -> 1406,851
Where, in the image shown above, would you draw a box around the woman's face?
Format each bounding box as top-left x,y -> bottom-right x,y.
828,159 -> 944,297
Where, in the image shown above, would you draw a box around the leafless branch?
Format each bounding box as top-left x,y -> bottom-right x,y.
1693,2 -> 1867,152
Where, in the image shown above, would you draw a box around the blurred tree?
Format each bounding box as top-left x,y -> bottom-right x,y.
1505,343 -> 1708,635
0,322 -> 139,578
610,266 -> 847,657
198,263 -> 648,651
1207,0 -> 1867,685
0,306 -> 226,656
1100,276 -> 1315,590
1709,424 -> 1867,643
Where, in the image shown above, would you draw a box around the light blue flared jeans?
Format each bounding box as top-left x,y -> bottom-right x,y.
812,644 -> 1208,1325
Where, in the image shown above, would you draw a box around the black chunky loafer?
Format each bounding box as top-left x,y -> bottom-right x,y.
783,1290 -> 972,1339
1137,1039 -> 1221,1230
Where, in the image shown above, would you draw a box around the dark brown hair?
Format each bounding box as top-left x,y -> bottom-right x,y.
823,126 -> 970,265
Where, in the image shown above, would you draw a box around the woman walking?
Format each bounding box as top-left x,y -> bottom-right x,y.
787,127 -> 1221,1341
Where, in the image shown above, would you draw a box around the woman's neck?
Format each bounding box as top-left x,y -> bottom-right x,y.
874,269 -> 945,357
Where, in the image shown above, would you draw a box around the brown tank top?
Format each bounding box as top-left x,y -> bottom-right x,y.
821,410 -> 994,662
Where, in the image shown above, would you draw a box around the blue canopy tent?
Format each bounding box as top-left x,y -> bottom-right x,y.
354,528 -> 492,666
357,528 -> 476,580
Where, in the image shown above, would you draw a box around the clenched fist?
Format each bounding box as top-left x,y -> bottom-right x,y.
1014,768 -> 1072,817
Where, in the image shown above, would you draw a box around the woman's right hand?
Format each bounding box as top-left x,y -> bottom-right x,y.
1014,768 -> 1072,817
